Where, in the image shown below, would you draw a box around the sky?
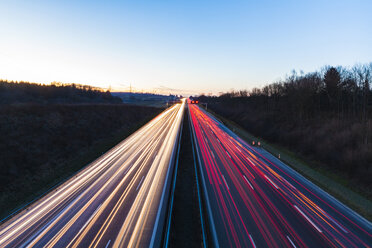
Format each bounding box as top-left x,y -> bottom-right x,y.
0,0 -> 371,95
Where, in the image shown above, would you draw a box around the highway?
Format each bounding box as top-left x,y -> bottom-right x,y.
0,100 -> 184,248
189,102 -> 372,247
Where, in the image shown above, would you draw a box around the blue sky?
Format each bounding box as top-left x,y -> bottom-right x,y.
0,0 -> 371,95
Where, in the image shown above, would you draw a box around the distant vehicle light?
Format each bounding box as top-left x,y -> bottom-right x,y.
195,100 -> 199,103
191,100 -> 195,104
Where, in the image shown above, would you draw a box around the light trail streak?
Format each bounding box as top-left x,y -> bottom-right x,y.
222,175 -> 230,190
0,100 -> 185,248
243,175 -> 254,190
188,102 -> 372,247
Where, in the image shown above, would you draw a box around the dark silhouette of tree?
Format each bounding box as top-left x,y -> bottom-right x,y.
324,67 -> 341,110
324,67 -> 341,94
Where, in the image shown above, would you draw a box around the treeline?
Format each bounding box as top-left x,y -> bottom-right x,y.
0,80 -> 122,104
197,63 -> 372,188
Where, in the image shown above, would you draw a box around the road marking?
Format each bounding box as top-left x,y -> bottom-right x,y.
66,204 -> 103,247
294,205 -> 322,233
211,151 -> 215,159
247,157 -> 255,166
105,239 -> 111,248
226,151 -> 231,158
287,236 -> 297,248
265,175 -> 279,189
222,175 -> 229,190
217,139 -> 220,143
123,165 -> 131,175
136,176 -> 145,191
243,175 -> 254,190
249,234 -> 256,248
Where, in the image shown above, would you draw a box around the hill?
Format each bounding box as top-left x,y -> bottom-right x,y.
0,80 -> 122,104
112,92 -> 180,107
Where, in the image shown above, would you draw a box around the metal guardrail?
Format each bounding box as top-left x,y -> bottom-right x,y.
149,103 -> 185,247
188,105 -> 220,248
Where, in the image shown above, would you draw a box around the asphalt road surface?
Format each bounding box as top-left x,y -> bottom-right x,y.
0,100 -> 184,248
189,102 -> 372,248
